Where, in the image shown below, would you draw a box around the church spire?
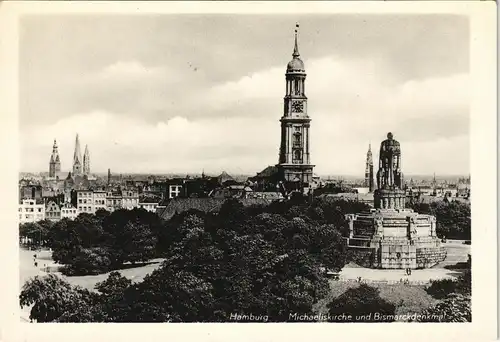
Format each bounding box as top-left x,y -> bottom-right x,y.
72,133 -> 83,176
49,138 -> 61,177
293,23 -> 300,58
83,144 -> 90,175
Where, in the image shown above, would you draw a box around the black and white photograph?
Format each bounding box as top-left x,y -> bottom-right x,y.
0,1 -> 497,341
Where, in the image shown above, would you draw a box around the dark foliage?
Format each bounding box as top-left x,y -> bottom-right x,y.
407,200 -> 471,240
416,293 -> 471,322
43,209 -> 160,275
21,197 -> 361,322
425,278 -> 458,299
327,284 -> 396,322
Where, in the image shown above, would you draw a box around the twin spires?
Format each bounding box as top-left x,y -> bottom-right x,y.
71,133 -> 91,176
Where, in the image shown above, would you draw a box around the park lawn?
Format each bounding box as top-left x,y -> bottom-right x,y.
313,280 -> 438,321
55,259 -> 164,291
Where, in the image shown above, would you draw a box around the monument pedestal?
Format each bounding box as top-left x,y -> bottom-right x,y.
346,208 -> 446,269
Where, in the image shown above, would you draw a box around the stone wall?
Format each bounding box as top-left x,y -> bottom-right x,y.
379,242 -> 417,269
346,246 -> 374,268
416,246 -> 447,268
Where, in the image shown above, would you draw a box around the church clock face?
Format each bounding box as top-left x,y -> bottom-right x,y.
291,100 -> 304,113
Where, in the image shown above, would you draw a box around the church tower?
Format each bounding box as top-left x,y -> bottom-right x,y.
49,139 -> 61,178
364,143 -> 374,192
83,144 -> 90,176
277,24 -> 314,190
72,133 -> 83,176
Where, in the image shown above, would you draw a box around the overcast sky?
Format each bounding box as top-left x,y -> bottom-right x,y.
20,14 -> 469,176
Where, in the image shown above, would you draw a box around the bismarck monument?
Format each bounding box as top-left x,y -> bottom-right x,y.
346,133 -> 446,269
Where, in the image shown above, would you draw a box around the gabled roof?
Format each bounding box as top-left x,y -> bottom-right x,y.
253,165 -> 278,179
217,171 -> 234,184
159,198 -> 272,221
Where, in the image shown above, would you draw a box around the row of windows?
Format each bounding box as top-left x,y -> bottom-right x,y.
61,209 -> 77,214
19,207 -> 43,213
77,192 -> 92,198
19,214 -> 44,220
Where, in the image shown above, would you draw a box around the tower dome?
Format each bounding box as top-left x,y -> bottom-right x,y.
287,58 -> 305,72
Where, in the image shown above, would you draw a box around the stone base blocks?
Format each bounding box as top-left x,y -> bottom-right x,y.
345,208 -> 446,269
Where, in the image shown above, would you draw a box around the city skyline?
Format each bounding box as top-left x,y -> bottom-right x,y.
20,15 -> 469,176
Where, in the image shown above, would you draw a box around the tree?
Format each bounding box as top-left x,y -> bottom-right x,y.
114,264 -> 216,322
20,274 -> 97,322
102,209 -> 159,266
19,221 -> 51,248
417,294 -> 471,322
425,278 -> 458,299
21,197 -> 352,322
61,246 -> 112,276
327,284 -> 396,322
407,200 -> 471,240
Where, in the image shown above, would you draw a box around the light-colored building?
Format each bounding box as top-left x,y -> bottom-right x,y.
60,202 -> 79,220
138,200 -> 160,213
106,191 -> 123,212
122,190 -> 139,210
76,190 -> 94,214
45,201 -> 61,221
19,199 -> 45,223
93,190 -> 107,212
169,185 -> 183,199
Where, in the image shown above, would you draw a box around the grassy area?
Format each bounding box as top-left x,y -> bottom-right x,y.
59,260 -> 164,291
313,279 -> 438,321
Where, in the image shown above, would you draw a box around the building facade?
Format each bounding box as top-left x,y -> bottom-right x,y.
45,201 -> 61,221
169,185 -> 183,199
138,200 -> 160,213
277,25 -> 314,189
122,190 -> 139,210
76,190 -> 94,214
48,139 -> 61,178
93,190 -> 107,212
106,191 -> 123,212
19,199 -> 45,223
60,203 -> 79,220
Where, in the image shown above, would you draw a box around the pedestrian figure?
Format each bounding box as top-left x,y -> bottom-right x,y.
408,268 -> 412,276
34,262 -> 38,267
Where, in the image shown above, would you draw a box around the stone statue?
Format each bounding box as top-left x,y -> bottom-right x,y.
429,216 -> 437,237
346,214 -> 356,238
376,132 -> 403,190
408,215 -> 418,239
374,216 -> 384,237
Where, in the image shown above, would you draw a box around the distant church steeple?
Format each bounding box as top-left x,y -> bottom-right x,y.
49,139 -> 61,178
72,134 -> 82,176
364,143 -> 374,192
83,144 -> 90,176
